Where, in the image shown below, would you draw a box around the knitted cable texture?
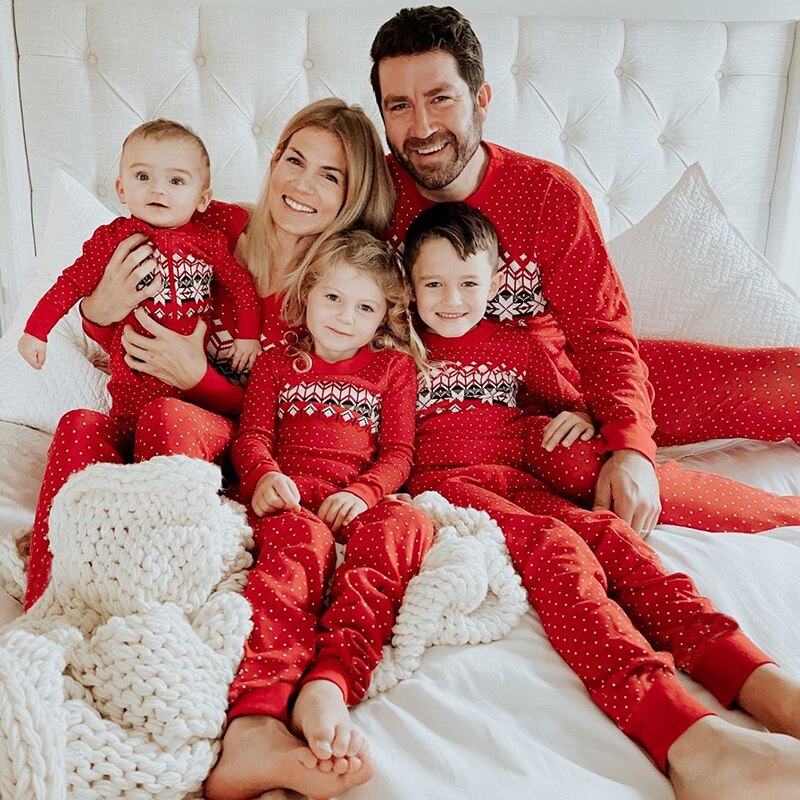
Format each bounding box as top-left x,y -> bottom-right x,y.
0,460 -> 528,799
0,455 -> 254,800
367,491 -> 529,698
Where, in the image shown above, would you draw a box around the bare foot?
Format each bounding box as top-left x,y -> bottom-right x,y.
668,715 -> 800,800
291,680 -> 369,773
737,663 -> 800,739
204,715 -> 373,800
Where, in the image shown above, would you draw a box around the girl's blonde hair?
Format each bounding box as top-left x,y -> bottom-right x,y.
282,229 -> 427,374
245,98 -> 395,295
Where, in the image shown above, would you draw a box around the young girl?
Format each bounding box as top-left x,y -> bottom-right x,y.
205,230 -> 433,800
405,202 -> 800,800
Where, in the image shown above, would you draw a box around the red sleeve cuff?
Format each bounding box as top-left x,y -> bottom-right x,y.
24,298 -> 67,341
239,464 -> 276,503
598,420 -> 657,463
343,483 -> 380,509
184,365 -> 244,417
235,306 -> 262,340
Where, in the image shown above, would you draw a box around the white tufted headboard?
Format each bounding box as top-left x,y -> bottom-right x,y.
2,0 -> 799,331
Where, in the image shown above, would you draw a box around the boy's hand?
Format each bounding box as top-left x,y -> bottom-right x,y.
252,472 -> 301,517
318,492 -> 368,532
17,333 -> 47,369
230,338 -> 261,374
541,410 -> 596,451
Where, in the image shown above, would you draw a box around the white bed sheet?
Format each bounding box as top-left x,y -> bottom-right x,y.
2,419 -> 799,799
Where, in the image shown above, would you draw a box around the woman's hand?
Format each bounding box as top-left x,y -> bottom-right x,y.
80,233 -> 162,325
122,307 -> 209,390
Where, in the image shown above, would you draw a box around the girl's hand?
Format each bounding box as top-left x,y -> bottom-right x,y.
80,233 -> 162,326
541,410 -> 596,452
230,338 -> 261,374
122,307 -> 208,390
318,491 -> 368,532
252,472 -> 301,517
18,333 -> 47,369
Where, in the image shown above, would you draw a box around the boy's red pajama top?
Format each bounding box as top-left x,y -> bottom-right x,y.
25,212 -> 261,426
229,345 -> 433,721
410,321 -> 771,771
388,143 -> 800,457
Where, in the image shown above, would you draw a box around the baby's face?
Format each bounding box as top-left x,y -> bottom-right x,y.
411,237 -> 500,338
116,135 -> 211,228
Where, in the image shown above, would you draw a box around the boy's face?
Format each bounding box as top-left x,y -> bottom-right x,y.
411,237 -> 500,338
116,135 -> 211,228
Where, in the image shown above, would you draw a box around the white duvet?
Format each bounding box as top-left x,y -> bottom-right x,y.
1,421 -> 799,800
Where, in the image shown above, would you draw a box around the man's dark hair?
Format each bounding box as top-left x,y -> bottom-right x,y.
369,6 -> 485,110
403,202 -> 499,276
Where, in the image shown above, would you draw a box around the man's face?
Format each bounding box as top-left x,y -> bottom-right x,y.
379,51 -> 488,193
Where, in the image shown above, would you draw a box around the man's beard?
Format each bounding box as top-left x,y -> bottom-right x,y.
389,107 -> 482,191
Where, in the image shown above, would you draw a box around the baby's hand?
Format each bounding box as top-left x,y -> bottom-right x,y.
230,338 -> 261,374
17,333 -> 47,369
541,410 -> 596,452
252,472 -> 301,517
318,491 -> 368,532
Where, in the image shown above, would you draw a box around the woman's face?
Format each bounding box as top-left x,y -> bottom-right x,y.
267,125 -> 348,241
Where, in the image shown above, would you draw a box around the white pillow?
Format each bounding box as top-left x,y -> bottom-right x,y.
0,170 -> 114,434
608,162 -> 800,347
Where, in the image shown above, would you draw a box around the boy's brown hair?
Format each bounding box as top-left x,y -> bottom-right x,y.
403,202 -> 499,278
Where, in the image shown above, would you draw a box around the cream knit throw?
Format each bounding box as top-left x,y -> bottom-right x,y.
0,458 -> 528,799
0,456 -> 254,800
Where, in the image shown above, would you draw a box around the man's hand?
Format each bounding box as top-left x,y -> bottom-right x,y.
593,449 -> 661,537
252,472 -> 301,517
318,491 -> 368,532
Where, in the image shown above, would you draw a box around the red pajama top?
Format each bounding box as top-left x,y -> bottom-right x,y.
232,346 -> 417,508
388,143 -> 657,461
414,320 -> 583,473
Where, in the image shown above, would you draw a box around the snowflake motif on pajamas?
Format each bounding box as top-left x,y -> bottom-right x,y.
279,381 -> 381,432
417,362 -> 520,413
487,252 -> 546,320
173,252 -> 213,310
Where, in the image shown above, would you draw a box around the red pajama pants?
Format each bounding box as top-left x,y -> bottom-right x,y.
409,465 -> 771,770
25,398 -> 236,609
228,499 -> 434,723
526,419 -> 800,531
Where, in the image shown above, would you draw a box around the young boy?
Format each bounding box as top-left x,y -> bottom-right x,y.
404,201 -> 800,800
18,119 -> 261,428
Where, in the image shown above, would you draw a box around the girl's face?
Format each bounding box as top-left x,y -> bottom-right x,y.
411,237 -> 500,337
267,126 -> 347,241
305,260 -> 388,363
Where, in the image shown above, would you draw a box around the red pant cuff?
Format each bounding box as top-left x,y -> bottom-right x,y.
301,659 -> 353,705
227,683 -> 295,725
624,673 -> 713,772
688,630 -> 773,708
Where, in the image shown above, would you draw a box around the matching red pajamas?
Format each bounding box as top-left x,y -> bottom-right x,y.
411,322 -> 774,770
24,202 -> 269,609
228,345 -> 433,720
24,211 -> 261,428
388,142 -> 799,460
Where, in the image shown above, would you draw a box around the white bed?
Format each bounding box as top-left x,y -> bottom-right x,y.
1,2 -> 800,799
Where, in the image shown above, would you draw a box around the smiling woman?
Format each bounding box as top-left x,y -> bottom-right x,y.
23,98 -> 397,610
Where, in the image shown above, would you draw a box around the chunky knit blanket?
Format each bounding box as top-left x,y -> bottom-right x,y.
0,457 -> 527,800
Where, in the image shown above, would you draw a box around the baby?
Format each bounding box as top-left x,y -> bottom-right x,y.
18,119 -> 261,426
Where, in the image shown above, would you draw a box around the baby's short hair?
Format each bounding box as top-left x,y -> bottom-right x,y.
122,118 -> 211,184
403,202 -> 499,275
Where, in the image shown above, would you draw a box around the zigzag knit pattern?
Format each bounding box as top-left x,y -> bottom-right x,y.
0,456 -> 254,800
0,458 -> 529,799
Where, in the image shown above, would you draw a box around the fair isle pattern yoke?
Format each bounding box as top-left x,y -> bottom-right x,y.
417,362 -> 521,414
278,381 -> 382,433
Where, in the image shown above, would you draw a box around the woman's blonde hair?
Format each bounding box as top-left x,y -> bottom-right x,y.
282,229 -> 427,374
245,98 -> 395,295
